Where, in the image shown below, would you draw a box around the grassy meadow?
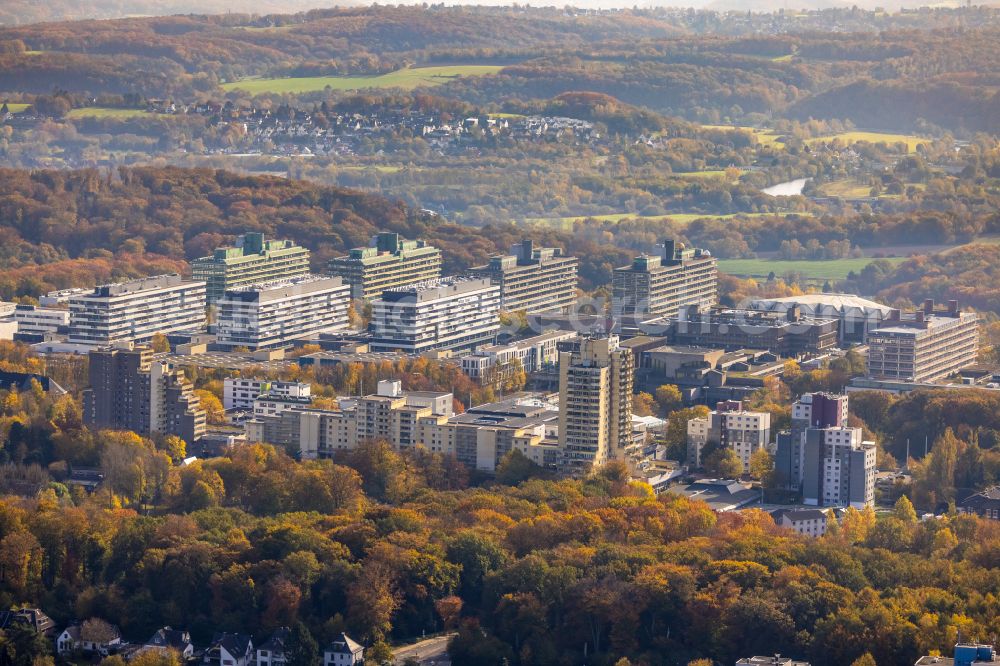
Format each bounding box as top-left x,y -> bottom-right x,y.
221,65 -> 505,94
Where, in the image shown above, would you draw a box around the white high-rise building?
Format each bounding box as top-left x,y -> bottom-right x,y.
68,274 -> 206,345
370,277 -> 500,353
215,275 -> 350,350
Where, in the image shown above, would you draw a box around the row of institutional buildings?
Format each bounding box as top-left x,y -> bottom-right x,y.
2,231 -> 986,495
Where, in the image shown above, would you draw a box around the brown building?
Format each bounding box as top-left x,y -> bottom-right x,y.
83,345 -> 206,444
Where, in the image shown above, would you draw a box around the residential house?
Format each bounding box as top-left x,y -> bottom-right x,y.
770,509 -> 829,537
959,487 -> 1000,521
57,621 -> 122,656
256,627 -> 290,666
323,633 -> 364,666
0,608 -> 57,637
204,633 -> 253,666
142,627 -> 195,659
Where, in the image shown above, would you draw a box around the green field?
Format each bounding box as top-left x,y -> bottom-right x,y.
221,65 -> 505,94
66,107 -> 157,119
805,131 -> 928,153
4,103 -> 29,113
718,256 -> 907,281
818,179 -> 873,199
701,124 -> 785,148
674,170 -> 728,180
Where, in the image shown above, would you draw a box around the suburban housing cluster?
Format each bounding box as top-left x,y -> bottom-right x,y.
0,607 -> 363,666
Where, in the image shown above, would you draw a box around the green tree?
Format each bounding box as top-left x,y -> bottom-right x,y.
285,622 -> 319,666
850,654 -> 877,666
703,447 -> 743,478
495,449 -> 545,486
892,495 -> 917,523
748,448 -> 774,481
654,384 -> 683,413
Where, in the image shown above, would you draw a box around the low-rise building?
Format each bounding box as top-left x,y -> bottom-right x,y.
959,487 -> 1000,521
749,293 -> 894,345
256,627 -> 290,666
866,300 -> 979,383
686,400 -> 771,469
371,277 -> 500,353
459,330 -> 577,384
647,305 -> 838,356
469,239 -> 578,313
223,378 -> 311,411
663,479 -> 762,512
914,642 -> 997,666
203,633 -> 253,666
215,275 -> 351,350
0,608 -> 56,637
770,508 -> 829,537
56,621 -> 122,656
142,627 -> 194,660
736,657 -> 811,666
323,633 -> 364,666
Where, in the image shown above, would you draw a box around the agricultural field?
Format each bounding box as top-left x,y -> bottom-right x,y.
701,124 -> 785,148
221,65 -> 505,94
718,256 -> 907,281
3,103 -> 29,113
805,131 -> 928,153
817,179 -> 873,199
65,107 -> 159,119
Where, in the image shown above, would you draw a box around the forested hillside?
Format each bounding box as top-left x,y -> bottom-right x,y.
2,6 -> 1000,131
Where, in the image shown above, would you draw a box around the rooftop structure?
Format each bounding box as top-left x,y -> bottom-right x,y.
749,293 -> 894,344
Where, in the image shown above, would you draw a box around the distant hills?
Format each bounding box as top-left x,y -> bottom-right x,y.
0,0 -> 981,26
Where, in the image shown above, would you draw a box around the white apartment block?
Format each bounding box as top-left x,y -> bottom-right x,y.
223,378 -> 311,411
215,275 -> 351,350
10,304 -> 70,335
68,274 -> 206,345
371,277 -> 500,353
247,384 -> 560,473
687,400 -> 771,470
459,330 -> 578,383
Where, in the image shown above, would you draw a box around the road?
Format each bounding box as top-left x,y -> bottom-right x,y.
392,633 -> 454,665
